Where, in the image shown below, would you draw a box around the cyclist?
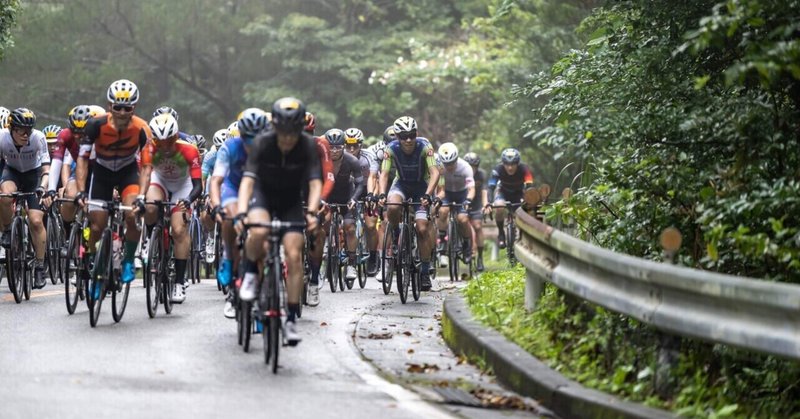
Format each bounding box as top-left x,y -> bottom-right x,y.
235,97 -> 322,345
153,106 -> 192,142
200,128 -> 227,242
463,152 -> 488,272
435,142 -> 475,266
44,106 -> 92,235
76,79 -> 151,285
484,148 -> 534,248
378,116 -> 440,291
0,108 -> 51,289
210,109 -> 268,318
322,128 -> 366,285
304,112 -> 335,307
138,114 -> 202,303
344,128 -> 380,276
42,125 -> 61,157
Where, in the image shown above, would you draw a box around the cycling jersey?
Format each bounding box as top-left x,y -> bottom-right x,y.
441,158 -> 474,192
244,131 -> 321,197
315,136 -> 335,201
0,128 -> 51,172
212,137 -> 248,191
329,152 -> 365,204
201,147 -> 217,179
381,138 -> 436,188
141,140 -> 201,191
49,128 -> 90,192
488,163 -> 534,201
81,114 -> 150,171
363,144 -> 383,175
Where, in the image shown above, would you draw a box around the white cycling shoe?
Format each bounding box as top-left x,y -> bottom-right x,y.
307,285 -> 320,307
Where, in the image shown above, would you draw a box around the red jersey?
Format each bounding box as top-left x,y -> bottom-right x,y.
141,139 -> 201,187
52,128 -> 82,162
315,136 -> 335,201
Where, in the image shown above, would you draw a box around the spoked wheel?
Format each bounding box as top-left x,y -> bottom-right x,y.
46,215 -> 63,285
145,226 -> 163,318
411,231 -> 421,302
326,229 -> 340,293
189,217 -> 201,284
396,224 -> 410,304
163,258 -> 174,315
381,226 -> 395,295
506,221 -> 517,266
447,221 -> 460,282
63,225 -> 82,314
23,226 -> 34,301
266,264 -> 282,374
111,263 -> 130,323
89,231 -> 111,328
7,217 -> 25,304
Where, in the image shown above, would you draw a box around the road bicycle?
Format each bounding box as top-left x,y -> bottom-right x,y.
1,192 -> 37,304
439,201 -> 475,282
382,199 -> 428,304
142,200 -> 179,319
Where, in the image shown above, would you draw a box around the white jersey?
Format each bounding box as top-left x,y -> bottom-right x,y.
0,128 -> 51,172
441,158 -> 474,192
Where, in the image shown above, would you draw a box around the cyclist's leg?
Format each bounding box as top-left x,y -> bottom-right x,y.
343,209 -> 358,278
385,183 -> 406,227
240,188 -> 270,301
117,164 -> 142,282
217,184 -> 238,286
0,171 -> 19,235
308,210 -> 329,289
168,179 -> 191,291
61,179 -> 78,225
86,166 -> 114,254
364,211 -> 379,275
277,198 -> 307,341
144,176 -> 167,227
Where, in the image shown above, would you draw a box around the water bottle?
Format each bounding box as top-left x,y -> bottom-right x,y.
112,232 -> 123,271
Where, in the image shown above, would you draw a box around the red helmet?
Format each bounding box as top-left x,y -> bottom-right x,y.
304,112 -> 316,134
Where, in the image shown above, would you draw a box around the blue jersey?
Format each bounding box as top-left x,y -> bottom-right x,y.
211,137 -> 248,190
201,147 -> 217,178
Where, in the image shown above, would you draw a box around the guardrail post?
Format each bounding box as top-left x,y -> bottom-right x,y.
655,227 -> 682,399
524,269 -> 544,311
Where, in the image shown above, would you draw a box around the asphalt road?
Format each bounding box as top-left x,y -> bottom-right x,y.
0,272 -> 491,419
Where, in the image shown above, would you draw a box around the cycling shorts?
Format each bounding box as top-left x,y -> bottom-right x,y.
88,162 -> 139,212
249,188 -> 305,233
0,166 -> 42,211
441,189 -> 468,215
388,182 -> 429,221
150,171 -> 192,214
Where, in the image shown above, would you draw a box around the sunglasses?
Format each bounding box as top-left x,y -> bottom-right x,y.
397,132 -> 415,141
330,145 -> 345,151
12,126 -> 32,136
111,104 -> 135,113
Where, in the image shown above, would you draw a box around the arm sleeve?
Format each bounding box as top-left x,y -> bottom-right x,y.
37,135 -> 51,165
47,159 -> 63,191
188,178 -> 202,202
212,144 -> 231,178
464,163 -> 475,189
201,150 -> 216,177
488,168 -> 499,201
243,142 -> 260,179
187,146 -> 202,179
305,140 -> 322,181
380,149 -> 393,174
349,158 -> 366,201
316,139 -> 335,200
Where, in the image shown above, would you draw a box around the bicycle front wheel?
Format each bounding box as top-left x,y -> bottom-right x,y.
189,217 -> 201,284
397,224 -> 410,304
63,224 -> 82,314
7,217 -> 25,304
447,220 -> 459,282
89,230 -> 112,328
145,226 -> 163,318
506,219 -> 517,266
381,226 -> 395,295
46,214 -> 62,285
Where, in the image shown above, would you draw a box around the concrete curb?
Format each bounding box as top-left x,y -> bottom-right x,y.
441,294 -> 676,419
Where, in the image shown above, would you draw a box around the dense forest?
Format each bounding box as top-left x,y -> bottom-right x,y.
1,0 -> 799,278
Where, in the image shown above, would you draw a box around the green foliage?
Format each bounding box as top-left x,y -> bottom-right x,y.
0,0 -> 17,61
521,0 -> 800,280
465,269 -> 800,417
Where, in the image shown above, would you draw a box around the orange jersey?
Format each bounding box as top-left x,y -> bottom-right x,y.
81,114 -> 151,171
315,136 -> 335,200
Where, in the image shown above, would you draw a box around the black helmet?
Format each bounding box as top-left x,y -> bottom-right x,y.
464,152 -> 480,166
324,128 -> 345,146
383,125 -> 396,144
9,108 -> 36,128
271,97 -> 306,133
68,105 -> 92,132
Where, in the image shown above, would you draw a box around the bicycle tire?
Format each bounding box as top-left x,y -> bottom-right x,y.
270,262 -> 283,373
163,249 -> 174,315
397,224 -> 409,304
356,218 -> 368,289
447,219 -> 459,282
89,230 -> 111,328
381,226 -> 395,295
326,222 -> 338,293
411,231 -> 421,302
335,218 -> 345,292
63,224 -> 81,314
189,217 -> 201,284
145,226 -> 163,318
23,224 -> 33,301
46,214 -> 60,285
111,277 -> 130,323
7,217 -> 24,304
241,300 -> 252,353
506,220 -> 517,266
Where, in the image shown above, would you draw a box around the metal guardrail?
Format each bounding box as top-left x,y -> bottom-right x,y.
514,208 -> 800,360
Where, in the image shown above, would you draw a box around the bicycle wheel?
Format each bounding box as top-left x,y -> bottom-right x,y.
46,214 -> 61,285
23,224 -> 34,301
89,230 -> 111,328
63,224 -> 82,314
268,262 -> 282,373
189,217 -> 201,284
326,224 -> 338,293
506,219 -> 517,266
163,250 -> 174,315
381,225 -> 395,295
357,221 -> 368,289
396,224 -> 410,304
111,268 -> 130,323
447,220 -> 459,282
145,226 -> 163,318
241,300 -> 252,353
411,231 -> 421,302
7,217 -> 24,304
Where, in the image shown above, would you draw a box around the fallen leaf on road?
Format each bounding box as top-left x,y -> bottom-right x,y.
320,322 -> 328,326
427,326 -> 434,331
402,331 -> 412,336
406,363 -> 441,373
407,349 -> 415,354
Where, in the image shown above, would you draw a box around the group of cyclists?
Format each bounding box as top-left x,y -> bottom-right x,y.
0,78 -> 537,347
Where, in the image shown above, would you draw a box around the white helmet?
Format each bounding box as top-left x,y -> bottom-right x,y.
88,105 -> 107,118
0,107 -> 10,129
213,129 -> 228,148
227,121 -> 240,139
237,107 -> 268,139
344,128 -> 364,145
149,114 -> 179,140
107,79 -> 139,105
393,116 -> 417,136
438,142 -> 459,164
